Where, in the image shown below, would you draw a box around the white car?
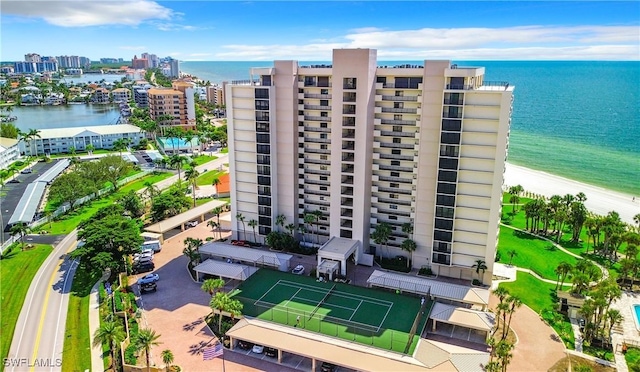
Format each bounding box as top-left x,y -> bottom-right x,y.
186,220 -> 199,228
252,345 -> 264,354
133,250 -> 154,262
137,273 -> 159,285
292,265 -> 305,275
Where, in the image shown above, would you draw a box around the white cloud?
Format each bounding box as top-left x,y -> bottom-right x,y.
214,25 -> 640,61
2,0 -> 173,27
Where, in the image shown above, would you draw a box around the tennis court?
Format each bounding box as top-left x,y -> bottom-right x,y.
232,269 -> 430,354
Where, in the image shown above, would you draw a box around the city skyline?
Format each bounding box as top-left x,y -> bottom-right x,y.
1,1 -> 639,62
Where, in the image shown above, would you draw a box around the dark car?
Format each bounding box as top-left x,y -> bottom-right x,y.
140,282 -> 157,293
321,362 -> 337,372
264,347 -> 277,358
132,262 -> 155,274
237,340 -> 253,350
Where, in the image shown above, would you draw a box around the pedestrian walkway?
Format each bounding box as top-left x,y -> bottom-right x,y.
569,317 -> 584,352
89,269 -> 111,372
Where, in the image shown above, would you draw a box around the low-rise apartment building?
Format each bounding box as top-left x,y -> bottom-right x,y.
112,88 -> 131,103
92,88 -> 110,104
0,137 -> 21,170
148,83 -> 196,133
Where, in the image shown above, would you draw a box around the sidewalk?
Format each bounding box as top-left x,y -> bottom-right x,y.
89,269 -> 111,372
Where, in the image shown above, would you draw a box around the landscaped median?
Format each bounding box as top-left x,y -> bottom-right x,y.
0,243 -> 53,364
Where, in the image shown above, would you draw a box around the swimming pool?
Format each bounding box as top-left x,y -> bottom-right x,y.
159,137 -> 198,149
633,304 -> 640,331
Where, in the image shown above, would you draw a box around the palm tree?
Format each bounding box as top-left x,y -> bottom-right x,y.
112,138 -> 128,156
471,259 -> 488,282
304,212 -> 316,246
507,249 -> 517,265
235,212 -> 246,241
143,181 -> 160,201
24,128 -> 41,158
183,130 -> 195,154
556,261 -> 573,289
508,185 -> 524,213
248,219 -> 258,243
169,154 -> 187,182
606,309 -> 623,345
210,292 -> 243,333
10,222 -> 31,250
184,167 -> 200,208
492,287 -> 510,331
311,209 -> 323,245
207,220 -> 221,240
275,214 -> 286,232
133,328 -> 161,372
201,278 -> 225,296
212,177 -> 221,199
161,349 -> 174,370
503,296 -> 522,340
371,222 -> 391,259
400,239 -> 417,268
183,237 -> 203,266
93,321 -> 125,371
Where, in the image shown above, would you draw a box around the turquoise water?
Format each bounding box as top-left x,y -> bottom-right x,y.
635,305 -> 640,329
159,137 -> 197,148
182,61 -> 640,195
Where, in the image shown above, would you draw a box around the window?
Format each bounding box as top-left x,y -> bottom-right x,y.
394,114 -> 403,120
390,194 -> 398,199
392,149 -> 401,155
438,170 -> 457,182
320,176 -> 328,181
321,144 -> 328,150
321,111 -> 328,117
438,158 -> 458,170
391,160 -> 400,166
395,90 -> 404,97
321,122 -> 328,128
393,102 -> 403,109
320,155 -> 328,160
320,186 -> 328,191
255,100 -> 269,110
256,133 -> 270,143
320,100 -> 329,107
440,132 -> 461,145
343,77 -> 357,89
320,133 -> 327,139
299,132 -> 304,137
436,194 -> 455,206
389,215 -> 398,220
390,205 -> 398,210
435,218 -> 454,230
393,138 -> 401,144
321,89 -> 329,95
440,145 -> 459,157
434,230 -> 453,242
255,89 -> 269,98
390,183 -> 399,188
256,111 -> 269,121
393,126 -> 402,132
391,171 -> 400,177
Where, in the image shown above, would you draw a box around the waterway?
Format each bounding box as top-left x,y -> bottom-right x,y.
10,104 -> 122,131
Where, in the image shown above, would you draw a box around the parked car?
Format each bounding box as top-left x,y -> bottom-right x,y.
20,168 -> 32,174
140,282 -> 157,293
237,340 -> 253,350
252,344 -> 264,354
321,362 -> 337,372
231,240 -> 250,247
264,347 -> 277,358
142,240 -> 162,253
132,262 -> 155,274
292,265 -> 305,275
137,273 -> 159,285
186,220 -> 199,228
134,255 -> 153,265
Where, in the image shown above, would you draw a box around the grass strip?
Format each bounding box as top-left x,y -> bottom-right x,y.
61,265 -> 100,372
0,244 -> 53,366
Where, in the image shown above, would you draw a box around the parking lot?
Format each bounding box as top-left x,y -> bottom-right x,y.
132,219 -> 303,371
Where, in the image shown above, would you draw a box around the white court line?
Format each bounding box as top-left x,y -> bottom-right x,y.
254,280 -> 283,305
348,300 -> 363,322
377,303 -> 394,333
277,280 -> 393,306
283,288 -> 302,308
294,296 -> 358,312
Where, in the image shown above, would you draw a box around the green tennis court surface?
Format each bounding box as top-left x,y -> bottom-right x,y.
231,269 -> 430,354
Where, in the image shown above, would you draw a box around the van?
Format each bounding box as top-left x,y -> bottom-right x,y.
142,240 -> 162,253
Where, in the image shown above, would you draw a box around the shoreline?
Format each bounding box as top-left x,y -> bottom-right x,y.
504,162 -> 640,225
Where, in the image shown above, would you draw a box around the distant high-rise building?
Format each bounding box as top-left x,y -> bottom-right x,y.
24,53 -> 41,62
13,61 -> 58,73
132,55 -> 149,70
142,53 -> 159,68
147,82 -> 196,134
225,49 -> 514,284
169,59 -> 180,78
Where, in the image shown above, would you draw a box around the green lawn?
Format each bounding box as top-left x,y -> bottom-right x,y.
0,244 -> 53,364
190,154 -> 217,166
499,271 -> 557,313
501,192 -> 534,205
232,269 -> 428,354
196,170 -> 226,186
42,172 -> 171,235
61,265 -> 101,372
497,225 -> 580,280
625,347 -> 640,371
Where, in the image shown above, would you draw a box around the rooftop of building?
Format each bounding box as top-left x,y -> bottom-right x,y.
30,124 -> 143,139
0,137 -> 19,150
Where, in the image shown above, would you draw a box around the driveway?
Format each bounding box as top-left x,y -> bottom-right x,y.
131,219 -> 295,371
489,294 -> 566,371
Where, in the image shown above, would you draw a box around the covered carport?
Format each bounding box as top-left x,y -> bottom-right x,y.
199,242 -> 292,272
143,199 -> 227,241
316,237 -> 360,277
193,259 -> 258,282
6,182 -> 46,229
428,302 -> 495,344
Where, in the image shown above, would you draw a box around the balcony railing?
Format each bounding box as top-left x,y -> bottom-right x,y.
304,158 -> 331,165
303,126 -> 331,133
303,147 -> 331,154
378,164 -> 414,173
376,186 -> 413,195
304,105 -> 332,110
303,137 -> 330,144
379,153 -> 414,161
444,99 -> 464,105
446,84 -> 473,90
342,154 -> 355,162
378,175 -> 413,183
377,197 -> 412,206
380,130 -> 415,138
341,187 -> 354,196
381,108 -> 418,114
304,93 -> 332,99
381,95 -> 418,102
304,116 -> 331,122
442,112 -> 462,119
380,119 -> 416,125
380,142 -> 415,149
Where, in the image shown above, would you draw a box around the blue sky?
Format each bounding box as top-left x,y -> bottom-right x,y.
1,1 -> 639,61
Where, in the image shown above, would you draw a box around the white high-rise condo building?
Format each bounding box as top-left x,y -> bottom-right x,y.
226,49 -> 513,283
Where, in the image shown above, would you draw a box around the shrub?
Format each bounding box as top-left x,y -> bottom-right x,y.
376,256 -> 411,273
124,343 -> 138,365
418,267 -> 433,276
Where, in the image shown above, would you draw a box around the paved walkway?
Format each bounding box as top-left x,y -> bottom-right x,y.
609,291 -> 640,372
89,269 -> 111,372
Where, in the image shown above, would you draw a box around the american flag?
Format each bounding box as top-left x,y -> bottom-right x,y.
203,343 -> 224,360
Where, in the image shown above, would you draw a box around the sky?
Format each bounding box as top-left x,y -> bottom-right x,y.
1,1 -> 639,61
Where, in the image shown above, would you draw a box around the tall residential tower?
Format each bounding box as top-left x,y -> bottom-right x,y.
226,49 -> 513,283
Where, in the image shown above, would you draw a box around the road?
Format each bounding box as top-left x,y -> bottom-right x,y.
6,154 -> 229,371
6,231 -> 78,372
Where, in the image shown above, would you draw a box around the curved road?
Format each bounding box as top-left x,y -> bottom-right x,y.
7,231 -> 78,372
6,155 -> 229,371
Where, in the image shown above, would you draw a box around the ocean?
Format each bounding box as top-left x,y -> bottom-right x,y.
181,60 -> 640,195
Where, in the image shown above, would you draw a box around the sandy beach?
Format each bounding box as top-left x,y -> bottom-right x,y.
504,163 -> 640,225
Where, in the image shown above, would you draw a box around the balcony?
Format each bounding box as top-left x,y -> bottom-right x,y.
305,198 -> 330,207
381,95 -> 418,102
342,142 -> 355,151
305,104 -> 332,110
340,220 -> 353,228
377,197 -> 412,206
381,107 -> 418,114
378,175 -> 413,183
342,153 -> 355,162
343,93 -> 357,102
442,111 -> 462,119
303,167 -> 330,176
380,142 -> 415,149
341,165 -> 354,173
432,253 -> 451,265
305,178 -> 330,186
304,157 -> 330,165
304,188 -> 330,197
380,130 -> 414,138
341,187 -> 354,196
342,130 -> 355,139
341,209 -> 353,217
380,119 -> 416,125
341,198 -> 354,207
341,176 -> 354,185
445,84 -> 473,90
304,116 -> 331,122
303,147 -> 331,154
304,93 -> 332,99
303,126 -> 331,133
343,108 -> 356,115
303,137 -> 330,144
378,164 -> 414,173
444,98 -> 464,105
378,153 -> 414,161
376,186 -> 412,195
